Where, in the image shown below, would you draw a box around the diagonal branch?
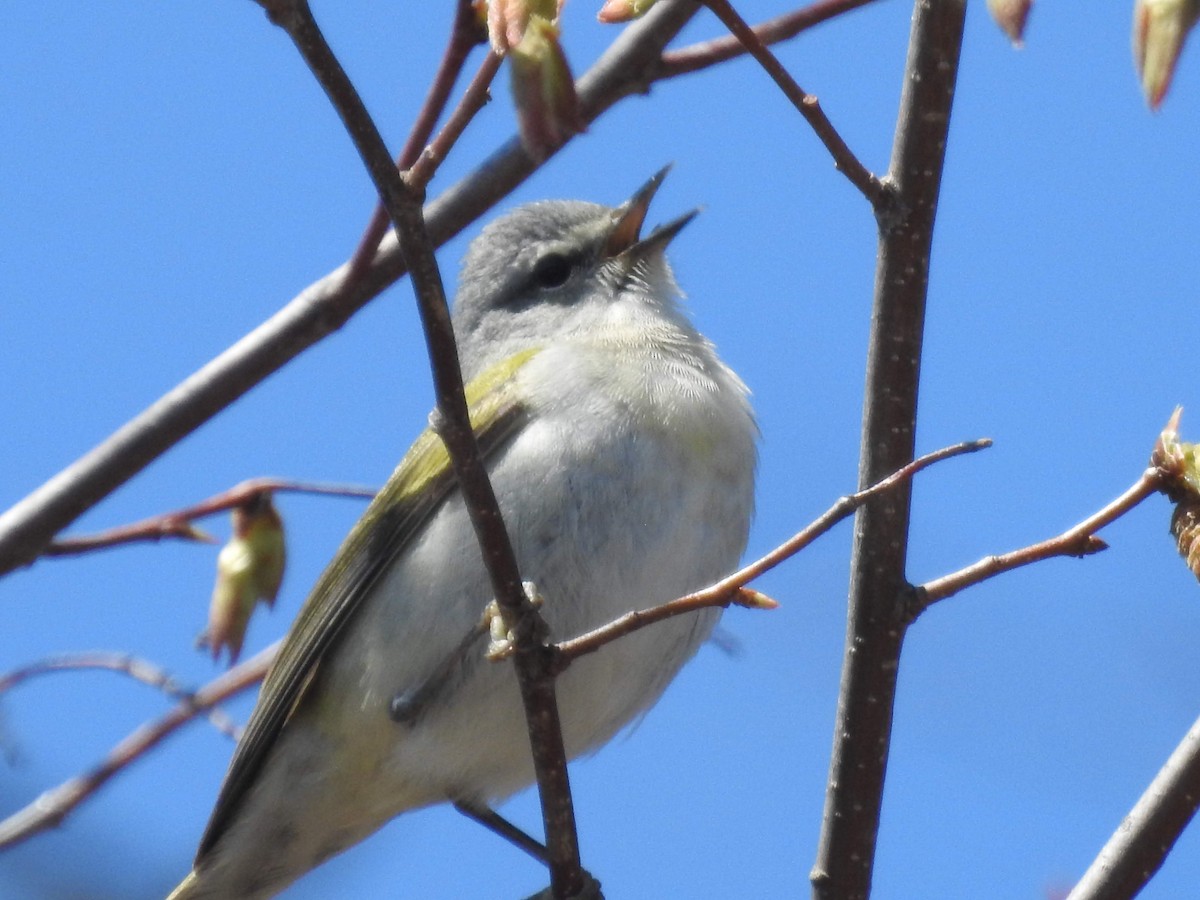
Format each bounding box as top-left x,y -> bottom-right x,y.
1067,708 -> 1200,900
253,0 -> 582,892
915,469 -> 1161,615
555,439 -> 990,665
661,0 -> 876,77
0,651 -> 241,739
407,51 -> 505,191
0,643 -> 275,850
698,0 -> 886,205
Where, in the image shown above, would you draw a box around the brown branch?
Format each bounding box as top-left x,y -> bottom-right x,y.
0,642 -> 276,850
811,3 -> 966,899
254,1 -> 584,893
1067,708 -> 1200,900
915,469 -> 1162,615
661,0 -> 876,77
44,478 -> 375,558
408,51 -> 505,191
345,0 -> 486,280
697,0 -> 886,205
0,0 -> 702,578
0,651 -> 241,739
555,440 -> 990,665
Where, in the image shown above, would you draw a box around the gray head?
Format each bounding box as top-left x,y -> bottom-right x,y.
451,167 -> 697,379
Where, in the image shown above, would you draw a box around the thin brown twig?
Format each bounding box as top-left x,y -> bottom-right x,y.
408,51 -> 504,191
44,478 -> 376,558
255,1 -> 583,893
345,0 -> 486,280
0,642 -> 276,850
0,651 -> 241,739
915,469 -> 1162,615
554,439 -> 991,665
698,0 -> 886,206
660,0 -> 876,77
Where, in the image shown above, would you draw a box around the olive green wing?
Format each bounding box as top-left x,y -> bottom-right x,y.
195,349 -> 540,861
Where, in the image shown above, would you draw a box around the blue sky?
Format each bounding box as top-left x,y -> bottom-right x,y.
2,2 -> 1199,898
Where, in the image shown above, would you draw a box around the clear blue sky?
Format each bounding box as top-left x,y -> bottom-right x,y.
2,2 -> 1199,898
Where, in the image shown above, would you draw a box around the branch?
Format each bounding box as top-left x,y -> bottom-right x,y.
345,0 -> 486,279
44,477 -> 375,558
1067,709 -> 1200,900
915,470 -> 1162,614
253,1 -> 585,892
0,651 -> 240,740
0,0 -> 703,577
697,0 -> 886,205
811,2 -> 966,898
661,0 -> 875,77
408,51 -> 505,191
554,440 -> 990,665
0,642 -> 275,850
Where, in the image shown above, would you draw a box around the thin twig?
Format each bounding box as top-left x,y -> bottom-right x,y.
698,0 -> 886,206
811,3 -> 967,898
44,478 -> 375,558
345,0 -> 486,280
44,519 -> 214,556
0,642 -> 276,850
256,1 -> 584,893
1067,708 -> 1200,900
408,51 -> 505,191
0,651 -> 241,739
555,440 -> 990,665
915,470 -> 1161,614
660,0 -> 876,77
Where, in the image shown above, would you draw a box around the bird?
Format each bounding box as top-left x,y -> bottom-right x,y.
169,168 -> 757,899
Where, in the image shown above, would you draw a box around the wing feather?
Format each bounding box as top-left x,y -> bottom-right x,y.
195,350 -> 538,860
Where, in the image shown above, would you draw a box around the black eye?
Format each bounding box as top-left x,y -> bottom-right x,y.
530,252 -> 574,290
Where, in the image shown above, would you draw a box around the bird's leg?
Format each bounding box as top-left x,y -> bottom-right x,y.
453,799 -> 550,864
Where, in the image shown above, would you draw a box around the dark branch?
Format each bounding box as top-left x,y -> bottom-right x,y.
661,0 -> 875,76
254,0 -> 585,891
810,2 -> 967,898
697,0 -> 885,205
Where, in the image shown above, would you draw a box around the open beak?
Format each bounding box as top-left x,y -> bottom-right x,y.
604,165 -> 698,260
